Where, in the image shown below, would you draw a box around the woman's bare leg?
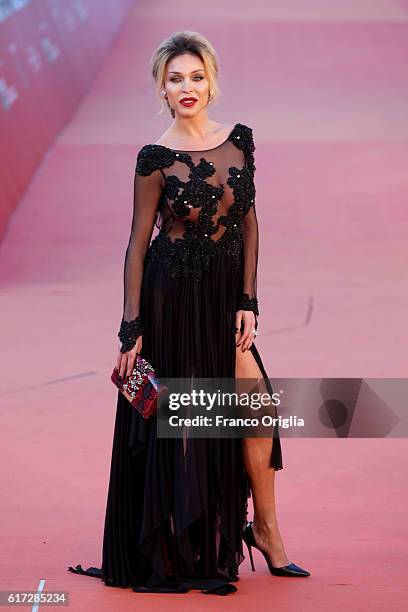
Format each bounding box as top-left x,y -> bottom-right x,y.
236,346 -> 290,567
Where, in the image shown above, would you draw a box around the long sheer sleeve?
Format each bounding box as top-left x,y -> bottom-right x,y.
238,203 -> 259,313
236,203 -> 259,322
118,149 -> 164,352
235,126 -> 259,320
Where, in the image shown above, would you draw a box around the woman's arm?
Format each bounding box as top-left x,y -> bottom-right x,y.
235,125 -> 259,351
235,202 -> 259,351
118,152 -> 164,353
237,204 -> 259,318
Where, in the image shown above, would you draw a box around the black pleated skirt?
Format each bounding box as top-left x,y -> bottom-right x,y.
68,249 -> 283,596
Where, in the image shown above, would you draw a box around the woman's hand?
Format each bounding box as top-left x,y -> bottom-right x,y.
235,311 -> 256,352
115,335 -> 143,378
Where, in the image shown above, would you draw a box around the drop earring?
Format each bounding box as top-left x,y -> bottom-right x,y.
162,90 -> 175,118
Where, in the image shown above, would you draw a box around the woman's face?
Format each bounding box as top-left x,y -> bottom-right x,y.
163,53 -> 210,118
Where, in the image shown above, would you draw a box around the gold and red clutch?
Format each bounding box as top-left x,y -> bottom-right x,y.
111,355 -> 167,419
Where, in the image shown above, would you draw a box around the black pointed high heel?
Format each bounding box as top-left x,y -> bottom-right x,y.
242,521 -> 310,577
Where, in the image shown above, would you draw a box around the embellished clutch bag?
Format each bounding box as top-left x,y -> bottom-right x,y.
111,355 -> 167,419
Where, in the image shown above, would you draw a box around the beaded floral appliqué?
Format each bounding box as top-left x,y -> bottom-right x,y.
138,123 -> 256,281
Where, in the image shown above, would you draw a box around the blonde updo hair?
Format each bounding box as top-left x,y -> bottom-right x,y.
150,31 -> 221,118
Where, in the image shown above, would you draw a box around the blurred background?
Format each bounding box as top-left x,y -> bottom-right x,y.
1,0 -> 407,377
0,2 -> 407,610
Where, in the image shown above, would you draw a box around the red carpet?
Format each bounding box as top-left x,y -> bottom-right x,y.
1,2 -> 407,609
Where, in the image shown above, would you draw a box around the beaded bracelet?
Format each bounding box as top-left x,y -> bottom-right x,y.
236,293 -> 259,317
118,315 -> 144,353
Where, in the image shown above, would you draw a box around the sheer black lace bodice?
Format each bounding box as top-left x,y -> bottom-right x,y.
119,122 -> 259,350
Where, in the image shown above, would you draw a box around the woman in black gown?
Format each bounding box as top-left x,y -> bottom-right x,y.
68,30 -> 309,596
